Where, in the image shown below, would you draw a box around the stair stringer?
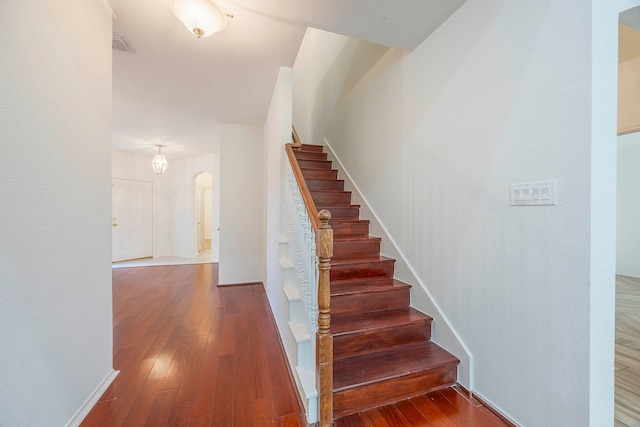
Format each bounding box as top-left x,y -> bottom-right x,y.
323,137 -> 474,391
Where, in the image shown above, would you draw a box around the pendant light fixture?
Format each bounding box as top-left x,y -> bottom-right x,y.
170,0 -> 229,38
152,145 -> 168,174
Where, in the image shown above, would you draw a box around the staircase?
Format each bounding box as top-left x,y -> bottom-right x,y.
292,144 -> 460,419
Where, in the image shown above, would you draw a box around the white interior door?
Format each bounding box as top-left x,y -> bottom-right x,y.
112,179 -> 153,262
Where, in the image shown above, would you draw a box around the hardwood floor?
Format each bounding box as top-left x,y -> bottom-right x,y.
81,264 -> 304,427
616,275 -> 640,427
82,263 -> 510,426
334,386 -> 510,427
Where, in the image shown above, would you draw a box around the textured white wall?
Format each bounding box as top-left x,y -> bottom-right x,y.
219,125 -> 265,284
293,29 -> 350,145
617,132 -> 640,278
263,67 -> 292,311
112,150 -> 173,258
293,0 -> 618,425
0,0 -> 114,425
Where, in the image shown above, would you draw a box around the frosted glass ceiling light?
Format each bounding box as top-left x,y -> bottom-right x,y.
170,0 -> 228,38
152,145 -> 168,174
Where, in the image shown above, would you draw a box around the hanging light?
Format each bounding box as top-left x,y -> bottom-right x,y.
152,145 -> 168,174
170,0 -> 229,38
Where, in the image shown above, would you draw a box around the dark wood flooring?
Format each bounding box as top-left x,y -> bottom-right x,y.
81,263 -> 304,427
81,263 -> 510,426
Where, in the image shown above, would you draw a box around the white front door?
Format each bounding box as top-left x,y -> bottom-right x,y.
112,179 -> 153,262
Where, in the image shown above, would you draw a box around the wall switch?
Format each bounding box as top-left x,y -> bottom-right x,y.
511,181 -> 556,206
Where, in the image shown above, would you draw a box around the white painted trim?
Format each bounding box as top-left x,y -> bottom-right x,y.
294,366 -> 318,423
65,369 -> 119,427
323,137 -> 474,391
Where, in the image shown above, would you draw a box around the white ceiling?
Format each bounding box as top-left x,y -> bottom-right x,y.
109,0 -> 467,159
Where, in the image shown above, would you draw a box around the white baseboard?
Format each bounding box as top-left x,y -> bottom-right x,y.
65,369 -> 119,427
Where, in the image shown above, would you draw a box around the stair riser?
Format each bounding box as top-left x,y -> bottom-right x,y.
306,180 -> 345,191
311,192 -> 352,204
297,159 -> 333,169
332,288 -> 409,316
330,260 -> 395,281
333,321 -> 432,359
333,366 -> 457,418
333,240 -> 380,257
330,221 -> 369,237
294,151 -> 328,161
317,206 -> 359,220
301,169 -> 338,180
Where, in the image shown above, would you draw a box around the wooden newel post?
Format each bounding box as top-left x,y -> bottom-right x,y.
316,209 -> 333,427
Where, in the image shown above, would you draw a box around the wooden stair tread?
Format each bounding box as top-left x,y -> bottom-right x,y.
333,342 -> 459,391
332,307 -> 432,336
310,190 -> 352,197
329,218 -> 370,224
294,152 -> 328,161
300,166 -> 338,171
331,255 -> 394,265
333,235 -> 381,242
306,178 -> 345,183
316,203 -> 361,208
330,277 -> 410,296
306,179 -> 346,192
299,144 -> 324,152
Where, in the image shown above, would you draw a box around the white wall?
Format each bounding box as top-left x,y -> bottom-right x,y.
219,124 -> 265,284
263,67 -> 293,331
0,1 -> 115,426
293,29 -> 351,145
112,150 -> 173,257
293,0 -> 617,424
171,153 -> 220,259
617,132 -> 640,278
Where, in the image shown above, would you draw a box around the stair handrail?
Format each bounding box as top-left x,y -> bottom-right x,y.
284,133 -> 333,427
285,143 -> 320,230
292,126 -> 303,149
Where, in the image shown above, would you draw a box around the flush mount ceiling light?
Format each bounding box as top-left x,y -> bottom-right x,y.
152,145 -> 168,174
170,0 -> 231,38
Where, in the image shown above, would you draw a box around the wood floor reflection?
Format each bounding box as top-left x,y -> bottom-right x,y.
616,275 -> 640,427
81,264 -> 304,426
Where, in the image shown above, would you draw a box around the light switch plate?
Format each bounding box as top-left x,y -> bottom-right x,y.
511,181 -> 556,206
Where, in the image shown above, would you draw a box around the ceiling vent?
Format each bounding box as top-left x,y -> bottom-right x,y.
112,33 -> 135,53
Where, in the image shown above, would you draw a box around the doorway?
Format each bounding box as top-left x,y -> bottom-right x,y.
195,172 -> 214,254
